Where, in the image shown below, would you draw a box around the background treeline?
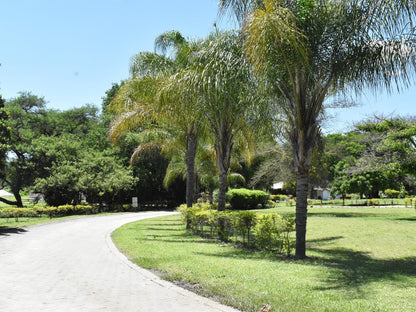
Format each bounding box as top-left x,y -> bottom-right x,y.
0,90 -> 415,209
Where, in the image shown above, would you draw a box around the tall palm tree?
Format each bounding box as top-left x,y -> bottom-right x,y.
220,0 -> 416,258
156,69 -> 204,208
189,31 -> 259,211
109,30 -> 204,208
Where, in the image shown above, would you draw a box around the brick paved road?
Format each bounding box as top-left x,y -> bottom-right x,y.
0,212 -> 240,312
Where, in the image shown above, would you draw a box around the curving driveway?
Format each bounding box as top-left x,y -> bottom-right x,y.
0,212 -> 240,312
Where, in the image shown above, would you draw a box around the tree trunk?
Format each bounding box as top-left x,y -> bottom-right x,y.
295,170 -> 308,259
215,131 -> 232,211
15,192 -> 23,207
185,133 -> 197,208
208,190 -> 213,204
217,169 -> 228,211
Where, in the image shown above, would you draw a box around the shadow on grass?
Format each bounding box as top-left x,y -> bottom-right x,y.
143,227 -> 184,232
307,247 -> 416,292
189,234 -> 416,293
308,236 -> 344,244
142,222 -> 183,227
308,212 -> 380,218
396,217 -> 416,222
140,232 -> 217,244
0,226 -> 27,236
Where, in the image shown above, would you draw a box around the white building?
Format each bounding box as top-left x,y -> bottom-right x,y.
312,187 -> 331,200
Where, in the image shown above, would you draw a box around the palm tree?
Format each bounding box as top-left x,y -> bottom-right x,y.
189,31 -> 259,211
109,30 -> 204,208
156,69 -> 204,208
220,0 -> 416,258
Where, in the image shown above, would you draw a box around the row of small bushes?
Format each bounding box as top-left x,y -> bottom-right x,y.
177,203 -> 296,256
305,198 -> 416,207
0,204 -> 100,221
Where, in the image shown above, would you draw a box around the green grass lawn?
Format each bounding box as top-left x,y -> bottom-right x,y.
112,206 -> 416,312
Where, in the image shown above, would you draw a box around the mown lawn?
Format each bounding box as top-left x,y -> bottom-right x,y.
112,206 -> 416,312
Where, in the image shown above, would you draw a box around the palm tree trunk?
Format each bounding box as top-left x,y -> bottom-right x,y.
216,132 -> 232,211
295,170 -> 308,259
217,169 -> 228,211
186,133 -> 197,208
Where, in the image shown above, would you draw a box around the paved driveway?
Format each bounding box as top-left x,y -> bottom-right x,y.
0,212 -> 239,312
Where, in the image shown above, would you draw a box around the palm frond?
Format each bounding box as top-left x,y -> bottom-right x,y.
129,52 -> 175,78
163,153 -> 187,188
227,172 -> 246,185
130,143 -> 161,165
109,110 -> 145,144
154,30 -> 186,56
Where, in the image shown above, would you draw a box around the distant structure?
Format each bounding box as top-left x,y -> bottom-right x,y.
311,187 -> 331,201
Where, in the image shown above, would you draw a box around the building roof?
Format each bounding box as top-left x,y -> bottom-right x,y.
271,182 -> 284,190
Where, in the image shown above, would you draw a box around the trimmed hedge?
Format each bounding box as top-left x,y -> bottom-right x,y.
226,188 -> 269,210
0,204 -> 98,221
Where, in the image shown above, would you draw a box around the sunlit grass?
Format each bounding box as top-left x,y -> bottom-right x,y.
112,206 -> 416,312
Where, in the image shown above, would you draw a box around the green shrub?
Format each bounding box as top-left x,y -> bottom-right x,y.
253,213 -> 295,255
226,188 -> 269,210
286,199 -> 296,207
254,214 -> 282,251
233,211 -> 257,245
267,200 -> 278,208
280,215 -> 296,256
384,189 -> 400,198
270,194 -> 288,202
177,203 -> 217,232
404,197 -> 412,207
0,204 -> 99,220
366,198 -> 380,206
216,211 -> 233,242
0,207 -> 37,221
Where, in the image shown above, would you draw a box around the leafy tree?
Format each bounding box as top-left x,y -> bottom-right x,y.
0,95 -> 10,183
33,148 -> 134,207
220,0 -> 416,258
0,92 -> 48,206
357,117 -> 416,176
331,160 -> 400,199
327,117 -> 416,198
0,92 -> 122,207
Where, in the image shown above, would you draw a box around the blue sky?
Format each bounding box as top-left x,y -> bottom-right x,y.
1,0 -> 415,133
